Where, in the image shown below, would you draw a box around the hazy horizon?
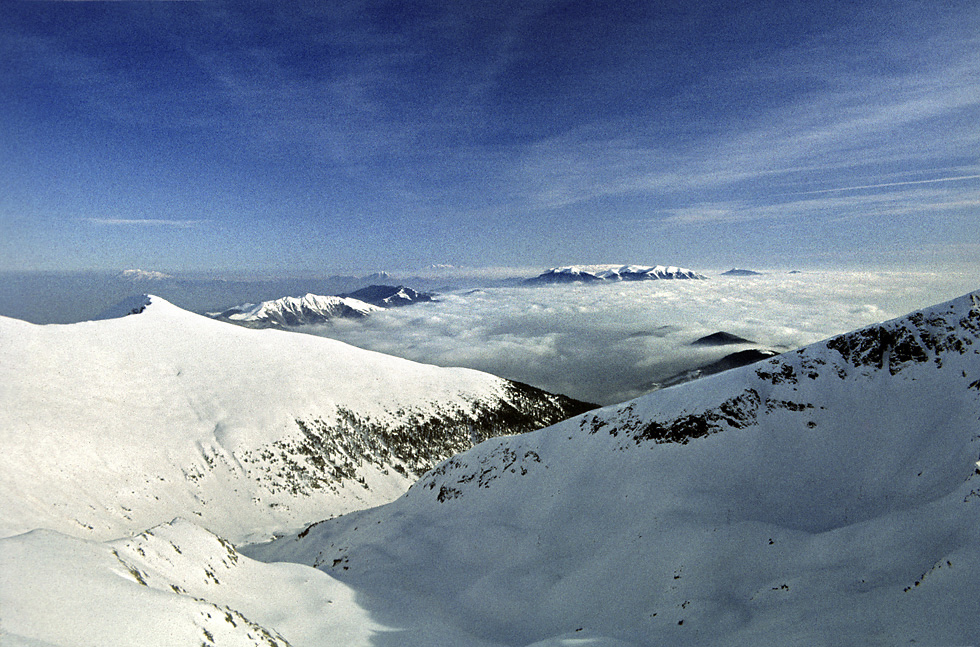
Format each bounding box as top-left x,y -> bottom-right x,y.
4,265 -> 976,406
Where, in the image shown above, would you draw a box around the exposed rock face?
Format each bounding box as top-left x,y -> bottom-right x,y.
691,331 -> 755,346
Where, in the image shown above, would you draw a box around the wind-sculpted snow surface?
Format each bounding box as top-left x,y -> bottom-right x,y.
0,519 -> 382,647
252,291 -> 980,646
0,295 -> 592,543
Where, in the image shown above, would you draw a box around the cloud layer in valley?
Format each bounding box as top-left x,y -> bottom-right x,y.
310,271 -> 979,405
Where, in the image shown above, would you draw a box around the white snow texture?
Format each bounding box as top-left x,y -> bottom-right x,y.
3,290 -> 980,646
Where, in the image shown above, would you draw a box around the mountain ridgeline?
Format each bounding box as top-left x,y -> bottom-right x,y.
526,264 -> 706,284
0,295 -> 593,543
338,284 -> 435,307
207,293 -> 381,327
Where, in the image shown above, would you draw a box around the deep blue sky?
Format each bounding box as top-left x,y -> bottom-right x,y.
2,0 -> 978,275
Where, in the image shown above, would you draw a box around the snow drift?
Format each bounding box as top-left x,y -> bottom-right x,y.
0,518 -> 380,647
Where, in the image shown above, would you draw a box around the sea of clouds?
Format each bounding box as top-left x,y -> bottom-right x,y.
310,270 -> 979,406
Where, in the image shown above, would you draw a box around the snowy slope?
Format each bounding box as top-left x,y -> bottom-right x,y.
208,293 -> 381,326
0,516 -> 513,647
0,519 -> 382,647
527,264 -> 706,284
251,291 -> 980,646
0,295 -> 591,544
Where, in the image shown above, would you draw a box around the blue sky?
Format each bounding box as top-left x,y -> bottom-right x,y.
2,0 -> 978,275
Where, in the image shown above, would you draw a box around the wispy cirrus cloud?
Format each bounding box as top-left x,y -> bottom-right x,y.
785,174 -> 980,196
657,183 -> 980,227
86,218 -> 206,228
508,25 -> 980,220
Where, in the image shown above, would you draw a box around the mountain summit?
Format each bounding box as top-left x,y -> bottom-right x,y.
0,295 -> 593,544
208,292 -> 381,326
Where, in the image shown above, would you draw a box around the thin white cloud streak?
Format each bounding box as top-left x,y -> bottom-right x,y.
86,218 -> 205,228
784,174 -> 980,196
512,42 -> 980,213
655,185 -> 980,226
301,272 -> 979,406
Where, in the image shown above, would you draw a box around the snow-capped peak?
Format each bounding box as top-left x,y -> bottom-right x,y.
339,284 -> 435,307
527,264 -> 706,284
209,292 -> 381,327
118,269 -> 173,281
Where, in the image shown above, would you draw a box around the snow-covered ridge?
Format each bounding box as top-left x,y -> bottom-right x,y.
527,264 -> 706,284
0,295 -> 592,543
253,290 -> 980,646
339,284 -> 435,307
208,292 -> 381,326
0,518 -> 377,647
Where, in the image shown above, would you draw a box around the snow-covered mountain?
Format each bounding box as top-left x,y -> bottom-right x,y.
5,291 -> 979,647
527,264 -> 706,284
0,295 -> 592,544
119,268 -> 174,281
207,293 -> 381,327
339,284 -> 435,307
248,290 -> 980,646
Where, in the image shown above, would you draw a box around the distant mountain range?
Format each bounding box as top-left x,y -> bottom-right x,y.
118,268 -> 174,281
720,268 -> 763,276
0,269 -> 432,325
527,264 -> 706,284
